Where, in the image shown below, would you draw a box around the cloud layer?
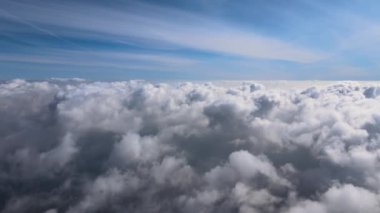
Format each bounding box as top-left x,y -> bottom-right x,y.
1,80 -> 380,213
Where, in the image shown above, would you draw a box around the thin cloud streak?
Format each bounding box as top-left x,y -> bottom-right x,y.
0,51 -> 198,70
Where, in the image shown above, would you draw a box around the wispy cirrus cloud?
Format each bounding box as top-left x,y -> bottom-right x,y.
0,50 -> 198,73
2,0 -> 380,80
0,0 -> 325,63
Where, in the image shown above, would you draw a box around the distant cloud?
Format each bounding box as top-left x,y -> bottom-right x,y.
1,80 -> 380,212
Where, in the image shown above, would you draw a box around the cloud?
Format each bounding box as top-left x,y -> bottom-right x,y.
0,80 -> 380,212
0,50 -> 199,73
0,0 -> 325,63
286,184 -> 380,213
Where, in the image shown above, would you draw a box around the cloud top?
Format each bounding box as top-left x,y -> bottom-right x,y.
0,80 -> 380,212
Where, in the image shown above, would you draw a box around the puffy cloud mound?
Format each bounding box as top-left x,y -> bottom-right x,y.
1,79 -> 380,213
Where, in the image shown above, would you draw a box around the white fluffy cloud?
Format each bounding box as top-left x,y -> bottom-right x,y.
0,79 -> 380,212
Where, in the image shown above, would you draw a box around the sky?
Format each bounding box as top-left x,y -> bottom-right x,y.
1,0 -> 380,80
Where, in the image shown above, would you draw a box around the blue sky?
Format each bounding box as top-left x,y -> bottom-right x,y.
1,0 -> 380,80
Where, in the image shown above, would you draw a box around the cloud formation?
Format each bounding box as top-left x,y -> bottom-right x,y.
0,0 -> 324,63
0,80 -> 380,212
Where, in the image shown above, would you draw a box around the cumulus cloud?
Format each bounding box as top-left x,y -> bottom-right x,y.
0,79 -> 380,212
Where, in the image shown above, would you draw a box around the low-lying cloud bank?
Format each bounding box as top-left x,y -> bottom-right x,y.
1,79 -> 380,213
